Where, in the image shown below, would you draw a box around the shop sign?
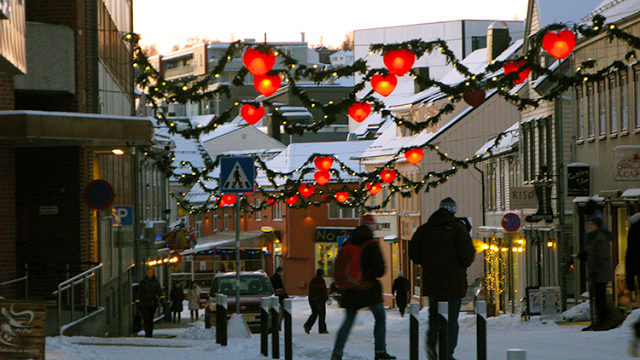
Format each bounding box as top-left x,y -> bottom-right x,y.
510,186 -> 537,209
314,227 -> 353,242
567,163 -> 590,196
0,302 -> 46,359
613,146 -> 640,181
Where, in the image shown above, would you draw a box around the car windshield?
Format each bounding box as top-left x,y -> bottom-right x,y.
211,275 -> 273,296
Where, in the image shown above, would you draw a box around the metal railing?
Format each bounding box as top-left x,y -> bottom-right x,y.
55,263 -> 103,332
0,264 -> 28,300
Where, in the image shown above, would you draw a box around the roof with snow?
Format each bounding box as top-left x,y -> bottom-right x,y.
474,122 -> 520,159
582,0 -> 640,24
535,0 -> 603,28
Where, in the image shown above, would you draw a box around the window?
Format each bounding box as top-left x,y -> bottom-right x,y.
487,162 -> 497,210
522,122 -> 530,181
598,81 -> 606,135
328,201 -> 357,219
577,87 -> 585,140
316,244 -> 338,277
255,199 -> 262,221
635,66 -> 640,130
508,157 -> 518,209
621,71 -> 629,132
538,119 -> 546,172
609,76 -> 618,134
224,213 -> 230,230
499,159 -> 506,210
273,202 -> 282,220
587,84 -> 595,138
471,36 -> 487,51
213,215 -> 219,232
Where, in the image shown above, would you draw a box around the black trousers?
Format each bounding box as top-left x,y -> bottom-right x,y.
593,282 -> 607,325
140,305 -> 157,338
304,298 -> 327,333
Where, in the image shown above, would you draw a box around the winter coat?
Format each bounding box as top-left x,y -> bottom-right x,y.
170,285 -> 184,312
392,276 -> 410,308
187,285 -> 203,310
138,275 -> 163,309
339,235 -> 386,309
408,208 -> 476,298
270,273 -> 287,301
626,213 -> 640,291
308,275 -> 328,300
586,227 -> 614,283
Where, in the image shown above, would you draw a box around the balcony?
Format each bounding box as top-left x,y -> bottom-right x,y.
164,64 -> 195,79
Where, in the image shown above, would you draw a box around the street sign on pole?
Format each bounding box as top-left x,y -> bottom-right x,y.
502,213 -> 521,232
220,157 -> 255,194
112,205 -> 133,226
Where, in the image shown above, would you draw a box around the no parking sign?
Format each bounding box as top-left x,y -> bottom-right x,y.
502,213 -> 521,232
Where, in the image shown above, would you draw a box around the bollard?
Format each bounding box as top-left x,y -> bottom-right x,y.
507,349 -> 526,360
261,297 -> 270,356
438,302 -> 448,360
284,298 -> 292,360
476,301 -> 487,360
220,294 -> 228,347
410,303 -> 419,360
215,294 -> 222,344
271,296 -> 280,359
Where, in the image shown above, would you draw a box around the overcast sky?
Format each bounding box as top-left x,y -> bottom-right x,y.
133,0 -> 528,52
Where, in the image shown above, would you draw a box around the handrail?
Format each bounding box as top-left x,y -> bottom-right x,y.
0,263 -> 29,300
57,263 -> 103,333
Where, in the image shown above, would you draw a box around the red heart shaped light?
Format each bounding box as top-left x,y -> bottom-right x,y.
220,194 -> 237,206
348,102 -> 372,123
383,49 -> 415,76
243,48 -> 276,76
542,30 -> 576,60
285,195 -> 298,205
334,191 -> 349,203
254,74 -> 281,97
240,104 -> 265,125
314,170 -> 331,185
366,182 -> 382,195
504,61 -> 530,84
371,73 -> 398,97
314,156 -> 333,171
463,90 -> 486,108
299,184 -> 315,197
379,169 -> 397,183
404,148 -> 424,165
266,198 -> 277,206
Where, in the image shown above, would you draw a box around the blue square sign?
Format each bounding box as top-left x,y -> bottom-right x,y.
220,157 -> 255,194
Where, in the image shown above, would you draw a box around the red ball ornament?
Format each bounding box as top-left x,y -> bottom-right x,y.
240,103 -> 265,125
542,30 -> 576,60
504,61 -> 530,84
383,49 -> 415,76
285,194 -> 298,205
334,191 -> 349,203
254,74 -> 281,97
314,156 -> 333,171
243,48 -> 276,76
348,102 -> 372,123
314,170 -> 331,185
371,73 -> 398,97
404,148 -> 424,165
220,194 -> 237,206
299,184 -> 315,197
379,169 -> 397,183
365,182 -> 382,195
463,90 -> 486,108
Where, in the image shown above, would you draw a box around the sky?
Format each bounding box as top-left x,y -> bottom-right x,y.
45,297 -> 639,359
133,0 -> 528,53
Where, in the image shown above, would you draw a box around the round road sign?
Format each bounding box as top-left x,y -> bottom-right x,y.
84,179 -> 115,210
502,213 -> 521,232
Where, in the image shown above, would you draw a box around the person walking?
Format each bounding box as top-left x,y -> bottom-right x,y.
187,281 -> 203,322
136,267 -> 165,337
270,266 -> 287,329
625,212 -> 640,356
409,197 -> 476,360
304,268 -> 329,334
392,272 -> 410,317
170,281 -> 184,323
330,225 -> 396,360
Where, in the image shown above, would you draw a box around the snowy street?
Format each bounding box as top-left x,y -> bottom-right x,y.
46,297 -> 637,360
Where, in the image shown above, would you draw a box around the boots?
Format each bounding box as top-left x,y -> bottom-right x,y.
374,352 -> 397,360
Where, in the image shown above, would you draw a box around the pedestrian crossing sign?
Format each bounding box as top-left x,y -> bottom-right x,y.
220,157 -> 255,194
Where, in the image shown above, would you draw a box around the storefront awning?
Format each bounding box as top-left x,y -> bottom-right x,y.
622,189 -> 640,199
572,195 -> 605,203
181,231 -> 267,256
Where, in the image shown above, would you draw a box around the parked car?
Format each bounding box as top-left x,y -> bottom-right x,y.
204,271 -> 274,332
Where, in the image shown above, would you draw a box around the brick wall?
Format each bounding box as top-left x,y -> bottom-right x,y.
0,141 -> 17,298
0,74 -> 15,110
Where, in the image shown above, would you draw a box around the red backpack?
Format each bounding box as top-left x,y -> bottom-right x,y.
333,239 -> 376,290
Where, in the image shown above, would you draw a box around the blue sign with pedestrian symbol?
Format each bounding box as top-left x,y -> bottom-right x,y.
220,157 -> 255,194
502,212 -> 521,232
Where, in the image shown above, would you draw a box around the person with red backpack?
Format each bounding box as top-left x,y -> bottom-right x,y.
330,225 -> 396,360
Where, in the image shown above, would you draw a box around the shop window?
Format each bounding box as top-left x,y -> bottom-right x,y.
316,243 -> 337,277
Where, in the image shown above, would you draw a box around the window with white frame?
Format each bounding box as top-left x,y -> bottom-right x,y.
621,70 -> 629,132
577,87 -> 585,140
487,162 -> 496,210
598,81 -> 606,136
609,76 -> 618,134
213,215 -> 219,232
224,212 -> 230,230
328,201 -> 357,219
273,202 -> 283,220
499,159 -> 506,210
587,84 -> 595,138
255,199 -> 262,220
522,122 -> 530,181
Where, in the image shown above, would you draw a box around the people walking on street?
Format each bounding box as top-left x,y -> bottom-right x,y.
187,281 -> 203,322
270,266 -> 287,329
304,268 -> 329,334
392,272 -> 410,317
625,212 -> 640,356
169,281 -> 184,323
409,197 -> 476,360
330,225 -> 396,360
136,267 -> 165,337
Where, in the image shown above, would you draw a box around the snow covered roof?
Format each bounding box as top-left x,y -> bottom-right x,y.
155,124 -> 208,176
535,0 -> 603,29
474,122 -> 520,159
582,0 -> 640,24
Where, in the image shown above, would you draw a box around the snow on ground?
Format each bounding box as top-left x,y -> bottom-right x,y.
46,297 -> 639,360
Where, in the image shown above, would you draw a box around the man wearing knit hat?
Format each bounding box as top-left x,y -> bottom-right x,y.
409,197 -> 476,360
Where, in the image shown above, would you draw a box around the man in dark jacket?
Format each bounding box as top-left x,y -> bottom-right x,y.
409,197 -> 476,360
331,225 -> 396,360
304,268 -> 329,334
270,266 -> 286,329
136,267 -> 164,337
624,212 -> 640,356
392,271 -> 410,317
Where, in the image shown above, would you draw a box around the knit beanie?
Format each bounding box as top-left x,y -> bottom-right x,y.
439,197 -> 457,214
398,271 -> 404,278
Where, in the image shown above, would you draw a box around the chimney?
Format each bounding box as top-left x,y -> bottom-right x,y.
301,32 -> 305,43
487,21 -> 511,62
